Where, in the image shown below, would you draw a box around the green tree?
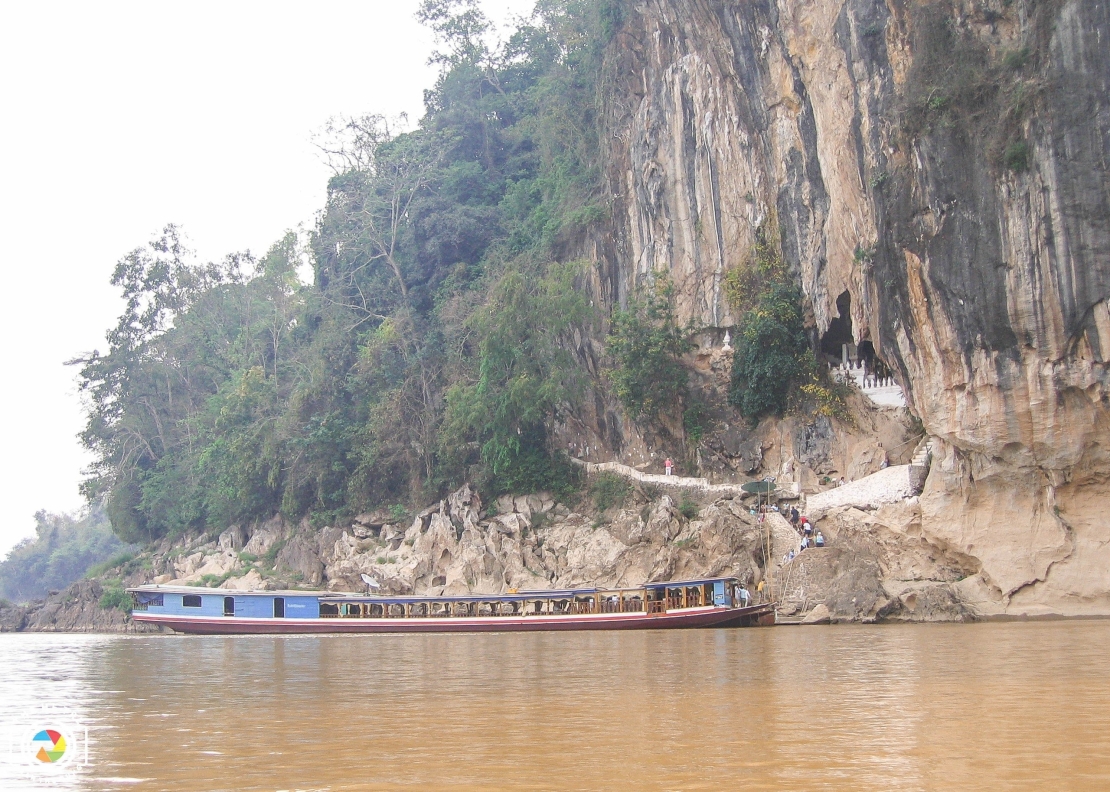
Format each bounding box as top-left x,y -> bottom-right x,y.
442,259 -> 591,494
76,1 -> 621,540
607,281 -> 691,418
729,282 -> 809,421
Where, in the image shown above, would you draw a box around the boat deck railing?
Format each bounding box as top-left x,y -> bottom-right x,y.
318,594 -> 716,619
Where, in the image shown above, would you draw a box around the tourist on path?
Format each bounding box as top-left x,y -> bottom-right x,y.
665,458 -> 674,475
815,531 -> 826,547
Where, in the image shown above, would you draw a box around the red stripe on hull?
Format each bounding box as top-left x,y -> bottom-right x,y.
132,605 -> 774,635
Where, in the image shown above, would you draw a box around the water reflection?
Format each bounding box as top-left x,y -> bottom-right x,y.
0,622 -> 1107,791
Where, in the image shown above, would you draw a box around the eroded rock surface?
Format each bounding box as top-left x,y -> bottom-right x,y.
585,0 -> 1110,617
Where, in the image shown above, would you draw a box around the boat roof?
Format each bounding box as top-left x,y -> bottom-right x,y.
128,584 -> 331,597
127,576 -> 738,602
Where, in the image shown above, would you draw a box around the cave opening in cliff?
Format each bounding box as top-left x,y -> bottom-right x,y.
819,291 -> 854,364
857,339 -> 875,369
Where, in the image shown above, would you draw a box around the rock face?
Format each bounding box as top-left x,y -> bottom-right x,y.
315,484 -> 769,598
2,485 -> 775,632
587,0 -> 1110,617
0,579 -> 158,634
806,464 -> 922,520
779,498 -> 978,623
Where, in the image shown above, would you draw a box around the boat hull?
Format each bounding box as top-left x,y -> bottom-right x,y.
132,604 -> 775,635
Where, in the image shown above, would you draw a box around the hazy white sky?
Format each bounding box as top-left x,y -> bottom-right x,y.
0,0 -> 534,555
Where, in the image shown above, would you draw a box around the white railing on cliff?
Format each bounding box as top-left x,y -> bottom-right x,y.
569,458 -> 746,496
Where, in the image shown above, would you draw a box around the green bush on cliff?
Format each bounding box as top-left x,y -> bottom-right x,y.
607,280 -> 691,418
98,582 -> 131,612
729,282 -> 809,421
590,472 -> 631,512
84,551 -> 137,580
726,223 -> 814,423
678,498 -> 700,520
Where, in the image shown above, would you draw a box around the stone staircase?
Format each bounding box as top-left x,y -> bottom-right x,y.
910,437 -> 934,468
765,512 -> 801,562
908,437 -> 933,491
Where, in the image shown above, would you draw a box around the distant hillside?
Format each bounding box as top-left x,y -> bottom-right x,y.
0,507 -> 130,603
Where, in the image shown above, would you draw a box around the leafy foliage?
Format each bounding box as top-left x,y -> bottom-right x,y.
99,581 -> 132,612
607,281 -> 691,418
84,551 -> 137,580
727,224 -> 812,422
729,283 -> 809,421
442,259 -> 590,496
722,221 -> 788,315
678,498 -> 700,520
682,400 -> 711,445
590,472 -> 631,512
76,1 -> 613,543
0,508 -> 131,603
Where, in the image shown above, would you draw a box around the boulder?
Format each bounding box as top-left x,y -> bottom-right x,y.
847,444 -> 888,482
218,524 -> 249,551
801,603 -> 831,624
243,517 -> 285,556
275,535 -> 324,586
224,569 -> 265,591
354,508 -> 394,527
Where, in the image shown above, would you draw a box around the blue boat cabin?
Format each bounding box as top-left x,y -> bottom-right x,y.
132,587 -> 321,619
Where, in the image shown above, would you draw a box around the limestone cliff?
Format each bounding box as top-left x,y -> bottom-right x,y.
574,0 -> 1109,616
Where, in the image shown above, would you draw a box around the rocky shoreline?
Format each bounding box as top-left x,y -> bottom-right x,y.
0,473 -> 994,633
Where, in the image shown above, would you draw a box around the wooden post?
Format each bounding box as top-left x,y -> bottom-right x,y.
768,516 -> 775,602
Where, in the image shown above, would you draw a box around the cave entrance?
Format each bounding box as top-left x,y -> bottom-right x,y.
820,291 -> 855,365
856,339 -> 893,380
857,339 -> 875,370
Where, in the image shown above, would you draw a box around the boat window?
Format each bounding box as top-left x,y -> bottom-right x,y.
182,594 -> 202,608
319,602 -> 338,617
133,593 -> 163,611
223,596 -> 235,617
273,597 -> 285,618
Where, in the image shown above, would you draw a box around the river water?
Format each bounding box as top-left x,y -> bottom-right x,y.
0,621 -> 1107,791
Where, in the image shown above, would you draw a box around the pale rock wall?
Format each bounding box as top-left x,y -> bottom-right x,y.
805,463 -> 919,519
594,0 -> 1110,616
319,484 -> 768,596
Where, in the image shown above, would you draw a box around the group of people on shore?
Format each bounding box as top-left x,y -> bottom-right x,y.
782,505 -> 824,564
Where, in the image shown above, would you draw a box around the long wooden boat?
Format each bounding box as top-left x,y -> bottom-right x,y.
127,577 -> 775,634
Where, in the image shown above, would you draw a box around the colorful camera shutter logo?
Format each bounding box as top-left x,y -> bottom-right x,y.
31,729 -> 67,763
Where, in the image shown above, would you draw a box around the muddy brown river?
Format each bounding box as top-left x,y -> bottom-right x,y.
0,621 -> 1107,790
